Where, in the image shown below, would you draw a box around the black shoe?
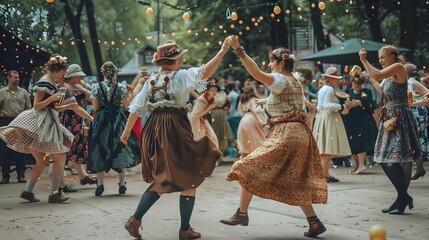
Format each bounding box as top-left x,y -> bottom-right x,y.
95,185 -> 104,196
59,185 -> 78,193
17,177 -> 27,183
0,178 -> 10,184
119,183 -> 127,195
389,197 -> 414,215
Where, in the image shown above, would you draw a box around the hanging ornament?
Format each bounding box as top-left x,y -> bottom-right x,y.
231,12 -> 238,21
46,0 -> 54,3
274,5 -> 281,15
146,7 -> 154,17
318,2 -> 326,10
183,12 -> 190,21
344,65 -> 349,73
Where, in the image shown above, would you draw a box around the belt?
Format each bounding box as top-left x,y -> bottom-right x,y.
152,107 -> 187,116
385,99 -> 408,109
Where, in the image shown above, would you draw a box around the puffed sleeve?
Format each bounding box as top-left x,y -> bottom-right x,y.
174,65 -> 207,93
267,73 -> 288,95
323,87 -> 342,112
33,80 -> 57,95
172,65 -> 207,106
118,83 -> 130,99
129,80 -> 150,117
90,83 -> 100,100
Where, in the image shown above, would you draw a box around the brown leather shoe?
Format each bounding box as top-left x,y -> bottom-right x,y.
179,227 -> 201,240
48,192 -> 70,203
20,191 -> 40,202
219,208 -> 249,226
124,216 -> 142,239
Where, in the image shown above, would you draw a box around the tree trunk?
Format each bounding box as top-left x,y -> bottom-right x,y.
399,0 -> 417,61
61,0 -> 92,75
85,0 -> 103,80
361,0 -> 383,42
309,0 -> 325,51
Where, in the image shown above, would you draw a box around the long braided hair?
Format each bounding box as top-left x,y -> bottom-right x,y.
100,61 -> 117,84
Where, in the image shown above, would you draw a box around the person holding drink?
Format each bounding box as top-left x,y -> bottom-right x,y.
359,45 -> 420,214
0,54 -> 76,203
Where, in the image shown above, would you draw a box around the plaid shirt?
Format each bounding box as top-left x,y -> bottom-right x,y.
266,73 -> 305,117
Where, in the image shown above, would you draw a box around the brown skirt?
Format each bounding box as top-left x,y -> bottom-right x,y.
141,107 -> 221,193
227,110 -> 328,206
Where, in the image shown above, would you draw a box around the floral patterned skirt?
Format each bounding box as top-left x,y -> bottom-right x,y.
227,110 -> 327,206
59,110 -> 88,164
375,105 -> 421,163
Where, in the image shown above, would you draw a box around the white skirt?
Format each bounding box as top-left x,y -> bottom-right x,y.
312,110 -> 351,156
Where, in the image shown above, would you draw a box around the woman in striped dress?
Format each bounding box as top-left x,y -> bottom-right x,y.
0,54 -> 76,203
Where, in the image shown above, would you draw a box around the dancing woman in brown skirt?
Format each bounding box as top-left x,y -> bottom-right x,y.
121,39 -> 229,240
220,37 -> 328,238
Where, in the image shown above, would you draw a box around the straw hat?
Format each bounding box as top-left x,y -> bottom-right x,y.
321,67 -> 343,80
64,64 -> 86,78
152,40 -> 188,63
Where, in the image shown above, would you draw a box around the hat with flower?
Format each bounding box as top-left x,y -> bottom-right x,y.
152,40 -> 188,63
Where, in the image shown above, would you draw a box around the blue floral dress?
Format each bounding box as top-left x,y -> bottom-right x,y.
374,79 -> 421,163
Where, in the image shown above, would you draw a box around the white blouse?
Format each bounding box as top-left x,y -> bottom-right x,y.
129,65 -> 206,116
316,85 -> 342,112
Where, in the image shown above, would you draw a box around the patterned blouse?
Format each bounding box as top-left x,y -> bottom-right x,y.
266,73 -> 305,117
129,66 -> 206,116
90,81 -> 129,107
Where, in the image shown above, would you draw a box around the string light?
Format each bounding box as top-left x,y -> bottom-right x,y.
146,7 -> 154,16
273,5 -> 281,15
183,12 -> 190,21
319,2 -> 326,10
231,12 -> 238,21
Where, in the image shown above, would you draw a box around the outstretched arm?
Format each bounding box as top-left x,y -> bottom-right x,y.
202,37 -> 229,79
359,48 -> 407,83
228,36 -> 274,86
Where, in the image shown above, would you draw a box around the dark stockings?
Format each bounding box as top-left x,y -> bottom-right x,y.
381,162 -> 412,210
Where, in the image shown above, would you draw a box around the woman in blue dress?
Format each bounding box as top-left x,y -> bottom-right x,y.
359,45 -> 421,215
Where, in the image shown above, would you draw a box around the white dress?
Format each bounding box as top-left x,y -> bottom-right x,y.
313,85 -> 351,156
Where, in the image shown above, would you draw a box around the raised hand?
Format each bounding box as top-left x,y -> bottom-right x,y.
228,35 -> 240,50
358,48 -> 367,61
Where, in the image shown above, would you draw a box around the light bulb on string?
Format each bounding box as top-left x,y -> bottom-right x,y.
273,5 -> 281,15
311,3 -> 316,8
285,9 -> 291,14
231,12 -> 238,21
183,12 -> 190,21
319,2 -> 326,10
239,20 -> 243,24
46,0 -> 54,3
146,7 -> 154,17
297,6 -> 302,12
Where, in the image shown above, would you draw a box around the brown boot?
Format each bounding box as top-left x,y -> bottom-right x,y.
304,216 -> 326,238
179,227 -> 201,240
219,208 -> 249,226
124,216 -> 142,239
20,191 -> 40,202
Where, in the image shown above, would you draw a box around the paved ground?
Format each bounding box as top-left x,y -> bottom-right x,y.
1,160 -> 428,240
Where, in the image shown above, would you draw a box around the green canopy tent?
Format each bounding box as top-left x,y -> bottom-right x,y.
299,38 -> 410,65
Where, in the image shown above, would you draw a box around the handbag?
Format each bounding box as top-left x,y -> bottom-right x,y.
379,93 -> 397,132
